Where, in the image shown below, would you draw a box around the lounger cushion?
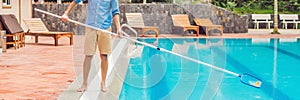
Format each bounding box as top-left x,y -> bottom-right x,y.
0,14 -> 24,34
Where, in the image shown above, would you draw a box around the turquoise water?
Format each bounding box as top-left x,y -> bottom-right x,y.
119,38 -> 300,100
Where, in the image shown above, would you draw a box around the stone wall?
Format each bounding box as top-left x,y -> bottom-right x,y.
33,4 -> 248,35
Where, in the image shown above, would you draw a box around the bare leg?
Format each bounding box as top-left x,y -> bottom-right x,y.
100,54 -> 108,92
77,55 -> 93,92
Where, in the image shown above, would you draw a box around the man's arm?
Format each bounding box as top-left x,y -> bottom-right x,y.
111,0 -> 121,36
113,14 -> 121,35
61,1 -> 77,22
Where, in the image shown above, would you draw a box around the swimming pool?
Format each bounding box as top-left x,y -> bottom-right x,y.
119,38 -> 300,100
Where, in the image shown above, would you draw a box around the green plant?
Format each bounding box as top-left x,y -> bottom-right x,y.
190,0 -> 200,4
213,0 -> 300,15
213,0 -> 237,11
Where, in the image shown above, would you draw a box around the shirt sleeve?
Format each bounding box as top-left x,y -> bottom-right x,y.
111,0 -> 120,16
75,0 -> 83,4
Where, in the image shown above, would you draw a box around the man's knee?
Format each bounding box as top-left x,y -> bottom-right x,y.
85,55 -> 94,60
100,54 -> 108,61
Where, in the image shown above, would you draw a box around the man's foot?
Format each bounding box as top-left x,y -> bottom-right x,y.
101,82 -> 108,92
77,84 -> 87,92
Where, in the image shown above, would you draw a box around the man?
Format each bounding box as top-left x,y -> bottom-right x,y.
61,0 -> 121,92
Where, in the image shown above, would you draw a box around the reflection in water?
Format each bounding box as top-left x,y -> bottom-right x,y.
273,39 -> 278,97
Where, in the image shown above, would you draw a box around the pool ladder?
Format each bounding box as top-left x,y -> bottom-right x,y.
120,24 -> 142,57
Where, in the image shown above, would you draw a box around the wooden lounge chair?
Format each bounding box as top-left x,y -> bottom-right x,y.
194,18 -> 223,36
125,13 -> 159,37
23,18 -> 73,46
0,14 -> 26,49
171,14 -> 199,36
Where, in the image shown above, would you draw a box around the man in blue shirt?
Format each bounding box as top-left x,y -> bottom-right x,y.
61,0 -> 121,92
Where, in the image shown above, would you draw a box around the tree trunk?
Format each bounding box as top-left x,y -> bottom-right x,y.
272,0 -> 280,34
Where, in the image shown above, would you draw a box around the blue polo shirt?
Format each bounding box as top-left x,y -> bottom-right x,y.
75,0 -> 120,29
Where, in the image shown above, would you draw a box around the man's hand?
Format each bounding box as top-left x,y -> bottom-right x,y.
116,29 -> 123,37
61,14 -> 69,22
61,1 -> 76,22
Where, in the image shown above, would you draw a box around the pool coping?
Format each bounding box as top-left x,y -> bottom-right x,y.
135,29 -> 300,39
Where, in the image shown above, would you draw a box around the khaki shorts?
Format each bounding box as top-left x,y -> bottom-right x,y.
84,27 -> 112,55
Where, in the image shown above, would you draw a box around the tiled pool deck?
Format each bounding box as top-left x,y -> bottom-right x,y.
1,29 -> 300,99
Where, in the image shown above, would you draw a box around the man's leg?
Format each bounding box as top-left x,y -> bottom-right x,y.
97,27 -> 112,92
100,54 -> 108,92
77,55 -> 93,92
76,27 -> 97,92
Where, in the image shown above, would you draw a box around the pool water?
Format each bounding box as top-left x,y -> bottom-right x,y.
119,38 -> 300,100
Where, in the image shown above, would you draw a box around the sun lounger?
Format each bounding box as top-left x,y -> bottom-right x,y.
194,18 -> 223,36
171,14 -> 199,36
0,14 -> 26,49
126,13 -> 159,37
23,18 -> 73,46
